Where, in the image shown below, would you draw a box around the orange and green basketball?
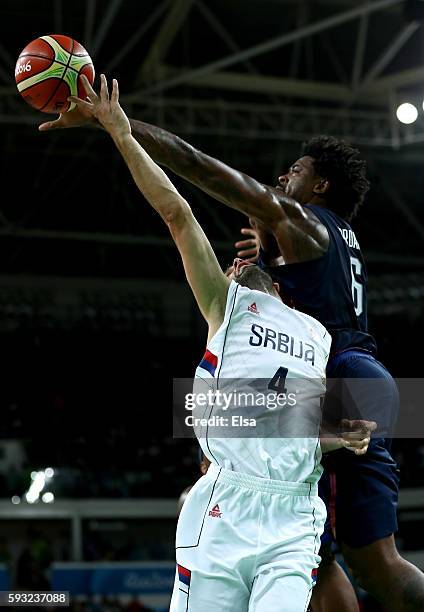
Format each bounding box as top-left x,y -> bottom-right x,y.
15,34 -> 94,114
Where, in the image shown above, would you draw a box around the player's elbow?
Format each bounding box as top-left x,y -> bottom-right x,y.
163,201 -> 193,232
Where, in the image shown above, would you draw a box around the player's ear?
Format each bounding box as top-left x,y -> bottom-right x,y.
273,282 -> 280,294
313,178 -> 330,195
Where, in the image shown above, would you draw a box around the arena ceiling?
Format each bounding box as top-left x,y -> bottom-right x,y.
1,0 -> 424,283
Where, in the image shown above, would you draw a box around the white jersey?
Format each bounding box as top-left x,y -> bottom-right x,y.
193,280 -> 331,484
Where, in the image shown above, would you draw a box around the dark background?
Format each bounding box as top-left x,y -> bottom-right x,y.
0,1 -> 424,610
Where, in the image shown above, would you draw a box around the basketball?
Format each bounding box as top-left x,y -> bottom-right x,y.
15,34 -> 94,114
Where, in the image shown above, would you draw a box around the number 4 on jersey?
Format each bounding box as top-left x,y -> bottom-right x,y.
268,366 -> 288,394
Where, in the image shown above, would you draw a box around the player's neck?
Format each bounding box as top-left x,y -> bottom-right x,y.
308,194 -> 327,208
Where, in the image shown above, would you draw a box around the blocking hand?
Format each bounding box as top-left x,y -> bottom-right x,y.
67,73 -> 131,140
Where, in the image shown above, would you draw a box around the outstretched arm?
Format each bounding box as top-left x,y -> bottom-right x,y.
127,118 -> 327,263
69,75 -> 229,335
39,85 -> 326,263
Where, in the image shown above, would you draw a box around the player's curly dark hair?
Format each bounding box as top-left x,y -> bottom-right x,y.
302,135 -> 370,221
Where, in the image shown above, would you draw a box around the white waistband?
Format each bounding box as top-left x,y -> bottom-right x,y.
206,463 -> 318,496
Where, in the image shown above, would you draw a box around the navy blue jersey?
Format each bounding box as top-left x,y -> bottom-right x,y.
258,204 -> 377,355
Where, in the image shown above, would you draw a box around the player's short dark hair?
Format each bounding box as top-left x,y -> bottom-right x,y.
234,265 -> 276,294
302,135 -> 370,221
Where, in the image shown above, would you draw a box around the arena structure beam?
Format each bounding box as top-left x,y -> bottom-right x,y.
351,6 -> 369,89
351,22 -> 419,99
95,97 -> 398,147
324,21 -> 420,131
124,0 -> 403,100
195,0 -> 300,111
149,61 -> 424,106
137,0 -> 195,85
388,90 -> 401,149
368,64 -> 424,93
4,96 -> 424,149
105,0 -> 170,73
152,65 -> 423,106
291,0 -> 309,76
0,227 -> 422,269
90,0 -> 124,58
281,1 -> 311,133
157,68 -> 359,104
195,0 -> 257,75
318,31 -> 350,85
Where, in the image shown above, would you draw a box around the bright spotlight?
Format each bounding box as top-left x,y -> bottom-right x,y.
42,492 -> 54,503
396,102 -> 418,124
24,467 -> 55,503
11,496 -> 20,505
25,471 -> 46,503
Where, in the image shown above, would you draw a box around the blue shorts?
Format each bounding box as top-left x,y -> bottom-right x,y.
319,349 -> 400,549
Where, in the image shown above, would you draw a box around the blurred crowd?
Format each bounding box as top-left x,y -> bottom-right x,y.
0,433 -> 199,499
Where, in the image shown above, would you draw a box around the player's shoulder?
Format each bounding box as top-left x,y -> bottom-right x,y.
230,280 -> 282,307
289,307 -> 332,355
295,306 -> 330,335
306,204 -> 347,233
232,281 -> 327,329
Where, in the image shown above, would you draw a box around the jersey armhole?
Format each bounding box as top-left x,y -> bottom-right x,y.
207,281 -> 239,347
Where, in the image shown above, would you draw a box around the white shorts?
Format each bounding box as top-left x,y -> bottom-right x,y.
170,463 -> 326,612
